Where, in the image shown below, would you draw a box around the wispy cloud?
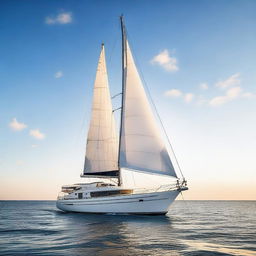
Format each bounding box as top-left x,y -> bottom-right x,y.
31,144 -> 38,148
29,129 -> 45,140
165,90 -> 195,103
209,86 -> 242,106
242,92 -> 255,99
165,89 -> 182,97
151,49 -> 178,72
9,118 -> 27,131
209,73 -> 255,106
215,73 -> 240,89
45,12 -> 72,25
184,93 -> 194,103
200,83 -> 208,90
226,86 -> 242,98
164,73 -> 254,107
209,96 -> 229,106
55,71 -> 63,78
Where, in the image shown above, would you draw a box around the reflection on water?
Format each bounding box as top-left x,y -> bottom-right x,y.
0,201 -> 255,256
185,241 -> 256,256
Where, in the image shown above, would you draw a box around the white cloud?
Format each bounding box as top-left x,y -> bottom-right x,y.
184,93 -> 194,103
165,89 -> 182,97
151,49 -> 178,72
29,129 -> 45,140
45,12 -> 72,25
31,144 -> 38,148
164,72 -> 254,107
209,86 -> 243,106
242,92 -> 255,99
209,96 -> 230,106
200,83 -> 208,90
215,73 -> 240,89
55,71 -> 63,78
226,86 -> 242,99
9,118 -> 27,131
165,90 -> 194,103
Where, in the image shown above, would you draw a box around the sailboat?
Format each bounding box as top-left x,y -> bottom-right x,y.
56,17 -> 188,215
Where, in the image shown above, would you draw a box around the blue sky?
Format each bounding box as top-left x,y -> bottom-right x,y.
1,0 -> 256,199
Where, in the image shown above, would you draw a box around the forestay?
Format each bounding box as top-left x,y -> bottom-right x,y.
83,45 -> 118,175
119,39 -> 177,178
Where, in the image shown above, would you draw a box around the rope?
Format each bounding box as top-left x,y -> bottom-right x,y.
107,30 -> 118,65
179,191 -> 192,213
111,92 -> 122,99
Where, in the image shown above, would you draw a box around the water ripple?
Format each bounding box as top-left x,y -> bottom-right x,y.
0,201 -> 255,256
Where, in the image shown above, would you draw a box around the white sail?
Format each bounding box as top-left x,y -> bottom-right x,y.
84,45 -> 118,174
119,40 -> 177,178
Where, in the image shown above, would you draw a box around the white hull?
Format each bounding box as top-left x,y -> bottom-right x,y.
56,190 -> 180,215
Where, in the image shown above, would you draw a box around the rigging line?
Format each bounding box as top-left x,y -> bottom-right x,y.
126,30 -> 185,180
112,107 -> 122,112
107,30 -> 119,65
180,191 -> 192,213
111,92 -> 122,99
101,16 -> 119,67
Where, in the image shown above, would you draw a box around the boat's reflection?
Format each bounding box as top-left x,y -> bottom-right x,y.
55,211 -> 185,256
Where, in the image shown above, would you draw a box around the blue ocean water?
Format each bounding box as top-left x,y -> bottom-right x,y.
0,201 -> 255,256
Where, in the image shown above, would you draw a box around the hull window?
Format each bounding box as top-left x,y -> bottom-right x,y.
90,189 -> 133,198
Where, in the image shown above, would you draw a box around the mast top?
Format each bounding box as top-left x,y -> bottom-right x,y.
120,15 -> 126,31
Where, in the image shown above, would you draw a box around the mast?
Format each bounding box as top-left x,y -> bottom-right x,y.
118,15 -> 126,186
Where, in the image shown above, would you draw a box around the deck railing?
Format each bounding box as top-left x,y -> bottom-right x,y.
57,183 -> 183,200
133,183 -> 178,194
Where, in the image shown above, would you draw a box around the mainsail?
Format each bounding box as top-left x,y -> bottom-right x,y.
83,44 -> 118,176
119,19 -> 177,178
